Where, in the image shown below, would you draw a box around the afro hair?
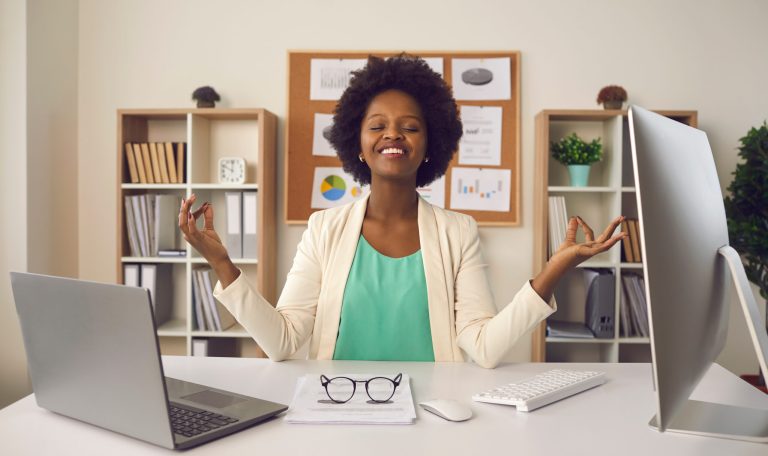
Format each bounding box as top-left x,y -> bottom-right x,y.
328,54 -> 463,188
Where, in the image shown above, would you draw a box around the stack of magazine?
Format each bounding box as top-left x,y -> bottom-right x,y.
192,268 -> 236,332
620,273 -> 650,337
124,194 -> 181,257
548,196 -> 568,256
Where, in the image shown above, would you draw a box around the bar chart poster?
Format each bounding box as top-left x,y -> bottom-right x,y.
450,167 -> 511,212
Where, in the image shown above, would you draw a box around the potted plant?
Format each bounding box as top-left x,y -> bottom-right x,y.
551,133 -> 603,186
723,121 -> 768,388
596,85 -> 627,110
192,86 -> 220,108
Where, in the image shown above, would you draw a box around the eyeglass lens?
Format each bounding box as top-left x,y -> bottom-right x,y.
365,377 -> 397,402
325,377 -> 355,403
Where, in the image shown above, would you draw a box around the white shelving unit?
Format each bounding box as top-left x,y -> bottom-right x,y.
532,109 -> 697,362
117,109 -> 277,358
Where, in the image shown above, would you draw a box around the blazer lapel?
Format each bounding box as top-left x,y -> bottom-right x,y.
417,197 -> 454,362
315,194 -> 368,359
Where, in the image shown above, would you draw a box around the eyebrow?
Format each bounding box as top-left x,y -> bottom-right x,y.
365,113 -> 424,122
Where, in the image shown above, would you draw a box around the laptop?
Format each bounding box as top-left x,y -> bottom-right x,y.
10,272 -> 288,450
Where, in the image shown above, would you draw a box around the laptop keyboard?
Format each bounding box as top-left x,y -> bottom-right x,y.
169,402 -> 239,438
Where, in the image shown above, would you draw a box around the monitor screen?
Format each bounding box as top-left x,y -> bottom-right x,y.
629,106 -> 768,442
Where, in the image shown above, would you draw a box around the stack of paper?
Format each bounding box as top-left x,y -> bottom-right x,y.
285,373 -> 416,425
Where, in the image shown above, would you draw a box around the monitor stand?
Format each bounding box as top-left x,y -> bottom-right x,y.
649,246 -> 768,443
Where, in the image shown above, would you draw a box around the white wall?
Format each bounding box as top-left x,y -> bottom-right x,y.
0,0 -> 79,408
68,0 -> 764,374
0,0 -> 31,409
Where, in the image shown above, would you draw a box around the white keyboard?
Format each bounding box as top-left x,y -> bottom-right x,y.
472,369 -> 606,412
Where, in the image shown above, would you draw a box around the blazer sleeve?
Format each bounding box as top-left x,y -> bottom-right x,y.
213,211 -> 325,361
454,217 -> 556,369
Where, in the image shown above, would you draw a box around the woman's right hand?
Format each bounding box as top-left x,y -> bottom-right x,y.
179,194 -> 241,286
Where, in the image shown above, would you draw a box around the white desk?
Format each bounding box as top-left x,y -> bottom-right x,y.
1,358 -> 766,455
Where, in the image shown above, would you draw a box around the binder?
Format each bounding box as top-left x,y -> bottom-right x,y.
130,196 -> 148,257
583,269 -> 615,339
132,143 -> 147,184
140,143 -> 155,184
123,264 -> 140,287
225,192 -> 243,258
242,191 -> 258,258
175,142 -> 185,183
140,264 -> 173,325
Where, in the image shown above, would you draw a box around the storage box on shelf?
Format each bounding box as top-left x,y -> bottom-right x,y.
532,109 -> 697,362
117,108 -> 277,357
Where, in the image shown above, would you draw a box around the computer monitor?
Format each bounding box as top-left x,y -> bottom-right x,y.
628,105 -> 768,442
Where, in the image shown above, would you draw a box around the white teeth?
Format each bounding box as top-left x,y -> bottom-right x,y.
381,148 -> 404,155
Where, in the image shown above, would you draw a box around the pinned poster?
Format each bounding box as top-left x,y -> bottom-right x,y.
312,113 -> 337,157
311,167 -> 369,209
451,57 -> 511,101
450,167 -> 511,212
458,105 -> 502,166
310,59 -> 367,100
417,175 -> 446,208
421,57 -> 444,77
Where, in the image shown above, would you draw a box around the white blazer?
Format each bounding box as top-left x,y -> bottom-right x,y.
214,194 -> 555,368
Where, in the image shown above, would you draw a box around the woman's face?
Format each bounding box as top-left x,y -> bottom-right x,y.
359,89 -> 427,184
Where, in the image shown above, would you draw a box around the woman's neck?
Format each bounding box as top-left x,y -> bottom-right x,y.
366,178 -> 419,222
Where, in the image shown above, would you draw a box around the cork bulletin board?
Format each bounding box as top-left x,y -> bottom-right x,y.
285,50 -> 521,225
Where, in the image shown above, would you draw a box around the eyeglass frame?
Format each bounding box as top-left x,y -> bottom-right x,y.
319,373 -> 403,404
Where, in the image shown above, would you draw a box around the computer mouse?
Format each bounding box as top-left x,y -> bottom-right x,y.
418,399 -> 473,422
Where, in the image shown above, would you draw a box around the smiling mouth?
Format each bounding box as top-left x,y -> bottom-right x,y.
380,147 -> 405,156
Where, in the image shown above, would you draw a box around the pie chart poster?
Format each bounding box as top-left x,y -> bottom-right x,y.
310,167 -> 369,209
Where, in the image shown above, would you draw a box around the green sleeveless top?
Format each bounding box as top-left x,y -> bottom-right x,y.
333,236 -> 435,361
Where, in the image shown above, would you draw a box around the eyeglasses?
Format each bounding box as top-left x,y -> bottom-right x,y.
320,373 -> 403,404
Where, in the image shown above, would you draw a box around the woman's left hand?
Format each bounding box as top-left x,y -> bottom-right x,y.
532,215 -> 627,302
554,215 -> 626,269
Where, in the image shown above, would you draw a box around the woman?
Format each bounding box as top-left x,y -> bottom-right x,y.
179,55 -> 625,368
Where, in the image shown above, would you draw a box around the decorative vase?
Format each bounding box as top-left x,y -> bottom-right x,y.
567,164 -> 591,186
196,100 -> 215,108
603,100 -> 623,110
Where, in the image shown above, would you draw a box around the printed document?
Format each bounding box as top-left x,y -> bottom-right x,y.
285,373 -> 416,424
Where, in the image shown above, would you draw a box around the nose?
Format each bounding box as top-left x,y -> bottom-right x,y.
383,125 -> 403,140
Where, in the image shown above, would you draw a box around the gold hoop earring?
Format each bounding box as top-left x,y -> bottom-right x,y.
359,155 -> 365,162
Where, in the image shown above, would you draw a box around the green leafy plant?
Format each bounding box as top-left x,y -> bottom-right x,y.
724,122 -> 768,302
550,133 -> 603,165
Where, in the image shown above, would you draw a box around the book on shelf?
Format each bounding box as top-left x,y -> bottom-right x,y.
621,220 -> 634,262
156,143 -> 171,184
176,142 -> 185,184
628,219 -> 642,262
140,143 -> 155,184
123,264 -> 140,287
148,142 -> 162,184
546,320 -> 595,339
132,143 -> 148,184
164,142 -> 178,183
124,143 -> 139,183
